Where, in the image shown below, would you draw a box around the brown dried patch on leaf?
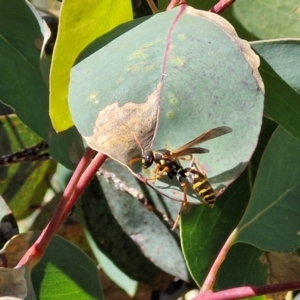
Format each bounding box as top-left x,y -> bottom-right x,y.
84,82 -> 162,166
262,252 -> 300,300
0,266 -> 27,298
186,6 -> 264,94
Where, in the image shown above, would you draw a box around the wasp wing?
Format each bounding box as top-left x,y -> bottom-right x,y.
171,147 -> 209,157
170,126 -> 232,157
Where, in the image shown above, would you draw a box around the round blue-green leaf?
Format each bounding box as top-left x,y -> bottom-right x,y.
69,6 -> 264,203
251,40 -> 300,141
251,39 -> 300,93
232,0 -> 300,40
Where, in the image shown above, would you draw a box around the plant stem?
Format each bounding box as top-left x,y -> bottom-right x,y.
16,148 -> 106,269
193,281 -> 300,300
146,0 -> 159,14
200,228 -> 238,293
209,0 -> 236,14
166,0 -> 186,11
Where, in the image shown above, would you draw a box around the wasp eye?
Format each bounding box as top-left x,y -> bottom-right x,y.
143,151 -> 153,168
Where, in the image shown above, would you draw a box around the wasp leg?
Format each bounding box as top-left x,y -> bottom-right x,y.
147,165 -> 170,181
190,157 -> 207,176
171,181 -> 188,231
216,187 -> 226,197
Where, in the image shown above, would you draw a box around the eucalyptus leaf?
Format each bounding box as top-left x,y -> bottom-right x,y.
82,161 -> 189,284
69,6 -> 264,204
251,40 -> 300,141
232,0 -> 300,40
0,0 -> 84,169
50,0 -> 133,131
237,127 -> 300,252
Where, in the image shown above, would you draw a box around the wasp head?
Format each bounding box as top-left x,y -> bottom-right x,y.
142,150 -> 154,169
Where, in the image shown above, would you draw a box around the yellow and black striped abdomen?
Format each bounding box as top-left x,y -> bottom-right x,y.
185,168 -> 216,207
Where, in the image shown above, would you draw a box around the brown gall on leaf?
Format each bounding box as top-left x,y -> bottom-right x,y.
186,7 -> 265,95
83,81 -> 163,168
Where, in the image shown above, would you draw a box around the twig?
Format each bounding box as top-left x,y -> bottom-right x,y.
97,167 -> 149,205
0,141 -> 50,165
146,0 -> 159,14
97,167 -> 176,224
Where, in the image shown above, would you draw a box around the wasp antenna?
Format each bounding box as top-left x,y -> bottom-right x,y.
134,136 -> 145,154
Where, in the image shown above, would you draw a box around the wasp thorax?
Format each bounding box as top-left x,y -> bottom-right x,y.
142,151 -> 154,169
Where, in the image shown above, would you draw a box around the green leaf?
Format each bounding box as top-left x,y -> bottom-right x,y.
0,115 -> 56,219
160,2 -> 300,41
31,235 -> 103,299
251,40 -> 300,141
1,232 -> 102,299
85,232 -> 138,297
251,39 -> 300,93
216,244 -> 268,290
50,0 -> 133,131
181,118 -> 277,288
0,0 -> 84,169
181,170 -> 250,287
69,6 -> 264,204
236,126 -> 300,252
76,16 -> 150,65
81,163 -> 188,283
231,0 -> 300,39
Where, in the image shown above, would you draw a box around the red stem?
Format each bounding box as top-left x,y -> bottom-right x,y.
193,281 -> 300,300
165,0 -> 235,14
209,0 -> 236,14
166,0 -> 185,11
200,228 -> 237,292
17,149 -> 107,268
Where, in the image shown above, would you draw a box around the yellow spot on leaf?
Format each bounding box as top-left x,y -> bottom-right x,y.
170,54 -> 186,67
166,111 -> 175,119
88,92 -> 98,103
168,92 -> 178,105
178,33 -> 187,41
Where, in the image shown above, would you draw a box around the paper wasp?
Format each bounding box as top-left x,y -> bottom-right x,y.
130,126 -> 232,228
